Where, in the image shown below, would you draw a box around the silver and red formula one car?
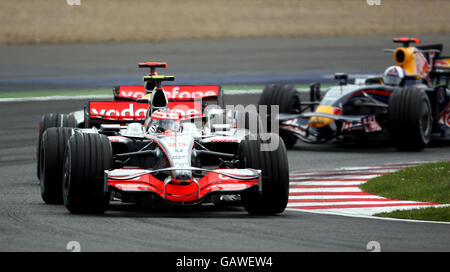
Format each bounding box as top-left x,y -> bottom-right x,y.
38,75 -> 289,215
36,61 -> 224,180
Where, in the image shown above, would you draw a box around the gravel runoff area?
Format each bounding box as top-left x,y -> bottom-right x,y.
0,0 -> 449,44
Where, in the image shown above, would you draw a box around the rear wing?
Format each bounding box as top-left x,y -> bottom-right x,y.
430,67 -> 450,87
113,85 -> 224,106
86,100 -> 205,127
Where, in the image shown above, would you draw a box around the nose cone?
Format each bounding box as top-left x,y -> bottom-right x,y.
308,105 -> 334,128
157,133 -> 194,183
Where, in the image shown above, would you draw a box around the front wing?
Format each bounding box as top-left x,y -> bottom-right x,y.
105,167 -> 261,204
278,112 -> 382,143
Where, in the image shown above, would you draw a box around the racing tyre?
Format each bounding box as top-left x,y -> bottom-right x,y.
62,133 -> 112,214
389,87 -> 432,151
258,84 -> 300,148
232,107 -> 263,134
39,127 -> 74,204
37,113 -> 77,179
240,134 -> 289,215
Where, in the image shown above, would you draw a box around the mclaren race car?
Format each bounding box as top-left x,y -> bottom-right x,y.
36,61 -> 224,180
259,37 -> 450,151
38,75 -> 289,215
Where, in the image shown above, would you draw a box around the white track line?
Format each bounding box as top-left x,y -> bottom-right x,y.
286,206 -> 450,225
0,88 -> 310,103
0,94 -> 111,102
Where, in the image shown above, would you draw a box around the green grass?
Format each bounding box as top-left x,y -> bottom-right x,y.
359,161 -> 450,222
375,206 -> 450,222
0,88 -> 111,99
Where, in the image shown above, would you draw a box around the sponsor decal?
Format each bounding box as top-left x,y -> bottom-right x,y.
114,183 -> 154,191
342,116 -> 381,133
90,102 -> 147,120
280,124 -> 306,136
438,106 -> 450,127
342,121 -> 363,132
386,67 -> 399,77
207,183 -> 249,191
363,116 -> 382,132
218,174 -> 231,180
165,86 -> 219,100
166,142 -> 188,147
415,50 -> 430,79
151,110 -> 180,120
108,136 -> 129,143
434,58 -> 450,68
89,101 -> 202,120
117,85 -> 219,100
209,138 -> 239,143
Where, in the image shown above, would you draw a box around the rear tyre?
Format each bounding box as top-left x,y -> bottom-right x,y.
240,134 -> 290,215
258,84 -> 300,148
259,84 -> 301,114
39,128 -> 74,204
62,133 -> 113,214
37,113 -> 77,179
389,87 -> 432,151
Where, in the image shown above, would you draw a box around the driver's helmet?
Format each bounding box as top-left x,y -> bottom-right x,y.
383,66 -> 405,86
148,109 -> 180,133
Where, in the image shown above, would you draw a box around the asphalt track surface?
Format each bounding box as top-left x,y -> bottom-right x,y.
0,35 -> 450,252
2,34 -> 450,91
1,94 -> 449,252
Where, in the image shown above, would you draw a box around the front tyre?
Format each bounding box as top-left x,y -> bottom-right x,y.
62,133 -> 112,214
389,88 -> 432,151
258,84 -> 300,148
240,134 -> 290,215
37,113 -> 77,179
39,127 -> 74,204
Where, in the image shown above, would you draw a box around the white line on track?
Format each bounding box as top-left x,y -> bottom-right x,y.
0,88 -> 310,103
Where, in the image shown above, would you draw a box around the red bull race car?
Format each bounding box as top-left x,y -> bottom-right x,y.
259,37 -> 450,151
38,74 -> 290,215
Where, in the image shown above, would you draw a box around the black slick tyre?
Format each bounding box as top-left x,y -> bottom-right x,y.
62,133 -> 112,214
39,127 -> 74,204
258,84 -> 300,148
389,87 -> 432,151
37,113 -> 77,179
239,134 -> 290,215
